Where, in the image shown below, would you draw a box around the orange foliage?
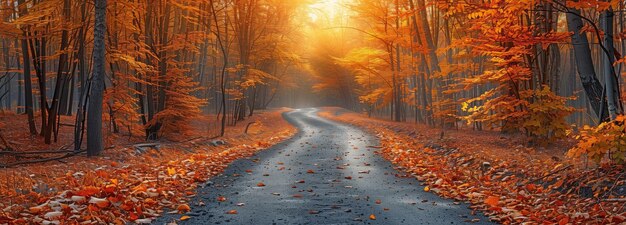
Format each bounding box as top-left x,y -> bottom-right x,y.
439,0 -> 574,139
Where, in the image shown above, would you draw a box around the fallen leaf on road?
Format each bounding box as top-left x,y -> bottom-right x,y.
226,210 -> 238,214
257,182 -> 266,187
180,215 -> 191,221
135,218 -> 152,224
369,214 -> 376,220
177,204 -> 191,213
217,196 -> 226,202
423,186 -> 430,192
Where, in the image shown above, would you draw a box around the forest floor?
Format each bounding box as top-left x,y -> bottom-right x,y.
1,107 -> 625,224
319,107 -> 626,224
0,108 -> 296,224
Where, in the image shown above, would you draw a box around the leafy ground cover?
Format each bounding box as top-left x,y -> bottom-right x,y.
0,109 -> 296,224
319,107 -> 626,224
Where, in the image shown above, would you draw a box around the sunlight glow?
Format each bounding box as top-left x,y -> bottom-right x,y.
308,12 -> 319,22
307,0 -> 345,23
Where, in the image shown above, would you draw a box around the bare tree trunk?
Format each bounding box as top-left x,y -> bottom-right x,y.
566,8 -> 609,123
44,0 -> 71,144
602,8 -> 621,119
21,37 -> 36,135
154,2 -> 171,139
210,0 -> 228,137
87,0 -> 106,156
143,3 -> 156,140
29,31 -> 47,137
1,39 -> 12,111
74,0 -> 89,150
17,0 -> 37,134
413,0 -> 440,72
15,38 -> 23,115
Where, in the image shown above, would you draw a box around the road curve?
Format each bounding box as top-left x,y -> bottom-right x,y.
156,108 -> 490,225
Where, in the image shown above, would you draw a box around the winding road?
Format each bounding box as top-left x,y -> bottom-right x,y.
157,108 -> 490,224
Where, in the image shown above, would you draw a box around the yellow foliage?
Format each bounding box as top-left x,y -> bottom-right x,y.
522,86 -> 574,141
462,85 -> 573,141
569,115 -> 626,164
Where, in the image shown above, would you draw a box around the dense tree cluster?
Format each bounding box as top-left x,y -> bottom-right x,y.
1,0 -> 626,162
0,0 -> 307,154
310,0 -> 624,145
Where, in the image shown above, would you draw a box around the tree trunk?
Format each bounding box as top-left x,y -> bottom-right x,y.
44,0 -> 71,144
87,0 -> 106,156
17,0 -> 36,134
413,0 -> 440,72
73,0 -> 88,150
15,38 -> 23,115
21,36 -> 36,135
209,0 -> 228,137
566,8 -> 609,123
602,8 -> 621,119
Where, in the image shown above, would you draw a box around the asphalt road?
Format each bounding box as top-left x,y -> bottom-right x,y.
156,108 -> 490,225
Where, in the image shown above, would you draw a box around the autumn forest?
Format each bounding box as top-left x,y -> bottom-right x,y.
0,0 -> 625,224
